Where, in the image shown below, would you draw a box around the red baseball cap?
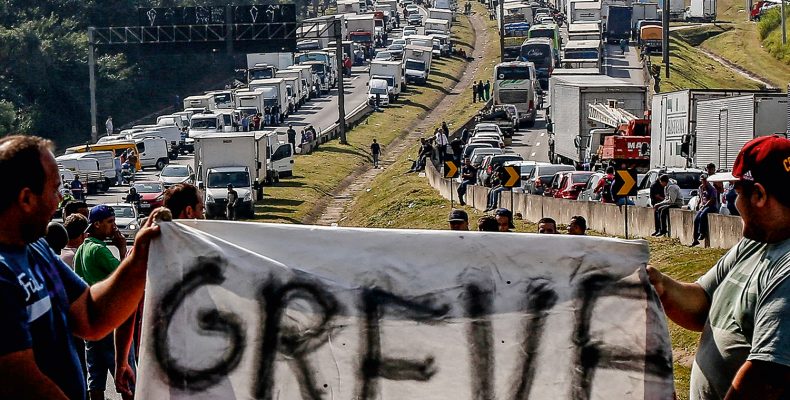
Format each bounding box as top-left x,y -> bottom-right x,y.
708,135 -> 790,197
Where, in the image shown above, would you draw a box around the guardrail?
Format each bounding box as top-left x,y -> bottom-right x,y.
297,101 -> 373,154
425,161 -> 743,249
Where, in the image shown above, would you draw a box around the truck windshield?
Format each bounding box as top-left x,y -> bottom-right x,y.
530,29 -> 554,39
519,44 -> 552,69
350,34 -> 371,43
264,98 -> 278,107
310,64 -> 326,75
250,69 -> 274,80
564,49 -> 599,59
495,66 -> 531,80
207,171 -> 250,188
214,93 -> 232,105
370,87 -> 388,94
191,118 -> 217,129
405,60 -> 425,70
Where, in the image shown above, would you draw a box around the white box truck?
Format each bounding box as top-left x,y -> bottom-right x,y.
403,45 -> 433,85
659,0 -> 686,20
246,53 -> 295,70
684,0 -> 716,22
369,60 -> 404,99
429,8 -> 454,23
248,78 -> 291,120
631,2 -> 659,36
547,74 -> 647,166
183,94 -> 215,111
279,75 -> 302,113
424,18 -> 450,35
278,67 -> 313,103
650,89 -> 770,169
287,65 -> 319,99
294,51 -> 338,89
570,1 -> 602,24
693,93 -> 786,169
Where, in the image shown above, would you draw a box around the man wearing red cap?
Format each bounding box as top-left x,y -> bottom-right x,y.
648,135 -> 790,399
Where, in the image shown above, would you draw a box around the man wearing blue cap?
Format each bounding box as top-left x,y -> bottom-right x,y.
75,205 -> 136,400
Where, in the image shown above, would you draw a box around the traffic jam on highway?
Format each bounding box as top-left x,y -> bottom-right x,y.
54,0 -> 455,235
456,0 -> 786,219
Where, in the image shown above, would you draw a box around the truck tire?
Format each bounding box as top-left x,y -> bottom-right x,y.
155,158 -> 167,171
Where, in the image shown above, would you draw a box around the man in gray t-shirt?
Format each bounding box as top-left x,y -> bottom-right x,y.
647,135 -> 790,399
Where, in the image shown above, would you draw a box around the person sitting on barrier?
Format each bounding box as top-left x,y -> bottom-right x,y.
651,174 -> 683,237
567,215 -> 587,235
691,174 -> 719,247
477,215 -> 499,231
485,164 -> 508,212
538,217 -> 558,234
595,167 -> 616,204
457,157 -> 477,206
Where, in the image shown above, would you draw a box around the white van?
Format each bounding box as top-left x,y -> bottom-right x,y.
133,137 -> 171,170
61,151 -> 117,186
367,79 -> 390,107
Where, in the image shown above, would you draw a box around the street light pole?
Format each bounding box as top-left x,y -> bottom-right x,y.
782,0 -> 787,45
499,0 -> 505,62
662,1 -> 670,78
334,19 -> 348,144
88,27 -> 98,143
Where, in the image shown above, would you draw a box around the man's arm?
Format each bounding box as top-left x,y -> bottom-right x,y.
0,350 -> 70,400
113,312 -> 137,396
724,360 -> 790,399
68,209 -> 161,341
646,266 -> 711,331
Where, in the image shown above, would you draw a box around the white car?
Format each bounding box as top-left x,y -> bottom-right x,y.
104,203 -> 143,241
158,164 -> 195,188
634,168 -> 704,207
403,27 -> 418,36
473,123 -> 504,137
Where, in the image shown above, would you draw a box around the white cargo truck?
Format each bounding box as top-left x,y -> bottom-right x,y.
193,131 -> 295,218
650,89 -> 769,169
294,51 -> 338,89
345,14 -> 377,39
189,112 -> 226,135
631,2 -> 659,33
684,0 -> 716,22
279,75 -> 302,113
369,60 -> 404,99
403,45 -> 433,85
547,74 -> 647,166
570,1 -> 602,24
424,18 -> 450,35
183,94 -> 215,111
660,0 -> 686,20
337,0 -> 361,13
208,90 -> 234,109
693,93 -> 786,169
428,8 -> 454,23
246,52 -> 294,70
286,64 -> 319,99
277,68 -> 312,104
248,78 -> 291,120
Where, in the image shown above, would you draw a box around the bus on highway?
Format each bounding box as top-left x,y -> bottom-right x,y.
492,61 -> 538,127
561,39 -> 603,71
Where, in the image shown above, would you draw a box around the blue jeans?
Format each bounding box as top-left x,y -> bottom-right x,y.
457,179 -> 474,202
85,334 -> 136,391
693,206 -> 717,241
487,186 -> 505,209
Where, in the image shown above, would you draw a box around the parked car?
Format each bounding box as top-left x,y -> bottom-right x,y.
468,137 -> 504,148
577,172 -> 605,202
132,181 -> 166,214
531,174 -> 556,196
375,51 -> 394,61
473,123 -> 504,137
478,153 -> 525,186
408,13 -> 423,25
387,44 -> 405,59
469,148 -> 504,167
403,26 -> 418,36
523,163 -> 576,194
462,143 -> 495,159
635,168 -> 704,207
104,202 -> 143,241
553,171 -> 595,200
158,164 -> 195,188
505,161 -> 549,192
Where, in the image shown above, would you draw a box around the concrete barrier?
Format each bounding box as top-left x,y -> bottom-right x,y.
426,162 -> 743,248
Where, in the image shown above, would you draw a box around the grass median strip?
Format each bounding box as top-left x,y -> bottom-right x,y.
253,12 -> 476,224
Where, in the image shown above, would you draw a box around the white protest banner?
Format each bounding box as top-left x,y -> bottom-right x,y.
136,221 -> 674,400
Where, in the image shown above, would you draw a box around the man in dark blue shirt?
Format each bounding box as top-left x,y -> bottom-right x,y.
0,135 -> 162,399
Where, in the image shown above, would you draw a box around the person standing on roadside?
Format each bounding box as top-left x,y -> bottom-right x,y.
477,81 -> 485,103
472,81 -> 478,103
370,139 -> 381,168
449,135 -> 464,166
537,217 -> 558,234
287,125 -> 297,149
105,117 -> 113,135
651,174 -> 683,237
0,135 -> 160,400
484,80 -> 491,100
226,184 -> 239,221
74,205 -> 137,400
457,157 -> 477,206
647,135 -> 790,399
435,128 -> 449,163
448,209 -> 469,231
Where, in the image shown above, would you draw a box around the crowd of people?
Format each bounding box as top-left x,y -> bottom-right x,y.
446,206 -> 587,236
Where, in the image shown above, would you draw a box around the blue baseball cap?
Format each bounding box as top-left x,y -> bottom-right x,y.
86,205 -> 115,232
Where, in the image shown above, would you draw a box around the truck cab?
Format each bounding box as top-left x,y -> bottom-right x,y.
368,78 -> 391,107
403,45 -> 433,85
203,166 -> 255,219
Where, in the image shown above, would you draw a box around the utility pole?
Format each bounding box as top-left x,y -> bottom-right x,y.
88,27 -> 98,143
782,0 -> 787,44
662,1 -> 670,78
334,18 -> 348,144
498,0 -> 505,62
